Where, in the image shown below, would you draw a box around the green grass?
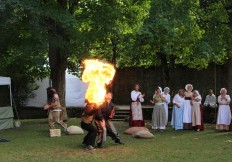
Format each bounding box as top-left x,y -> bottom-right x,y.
1,118 -> 232,162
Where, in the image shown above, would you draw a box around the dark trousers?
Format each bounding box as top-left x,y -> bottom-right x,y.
105,120 -> 120,141
81,121 -> 97,146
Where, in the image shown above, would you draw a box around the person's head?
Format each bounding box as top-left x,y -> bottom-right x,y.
193,90 -> 200,97
155,87 -> 161,95
220,88 -> 227,95
209,89 -> 213,95
134,83 -> 140,91
164,87 -> 170,94
178,89 -> 185,97
185,84 -> 193,92
46,87 -> 56,100
105,92 -> 113,101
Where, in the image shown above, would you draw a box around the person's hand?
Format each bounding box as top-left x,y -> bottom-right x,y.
150,100 -> 154,104
176,104 -> 180,108
142,94 -> 145,97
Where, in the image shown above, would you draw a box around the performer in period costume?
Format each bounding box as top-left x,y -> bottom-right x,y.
81,101 -> 98,151
150,87 -> 167,131
162,87 -> 171,125
171,89 -> 185,130
204,89 -> 217,119
43,87 -> 67,131
191,90 -> 204,131
100,92 -> 124,145
129,84 -> 145,127
204,89 -> 217,108
183,84 -> 193,130
216,88 -> 231,131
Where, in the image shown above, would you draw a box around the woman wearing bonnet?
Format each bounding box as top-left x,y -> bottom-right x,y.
191,90 -> 204,132
216,88 -> 231,131
150,87 -> 167,131
183,84 -> 193,130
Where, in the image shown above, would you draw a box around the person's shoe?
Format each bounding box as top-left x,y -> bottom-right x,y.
85,145 -> 96,151
97,143 -> 104,148
115,139 -> 125,145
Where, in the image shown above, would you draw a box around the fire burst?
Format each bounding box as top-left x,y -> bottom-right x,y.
82,59 -> 116,104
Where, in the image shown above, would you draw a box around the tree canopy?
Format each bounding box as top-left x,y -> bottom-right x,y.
1,0 -> 232,105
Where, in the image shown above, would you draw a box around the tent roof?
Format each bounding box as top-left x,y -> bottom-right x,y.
0,77 -> 11,85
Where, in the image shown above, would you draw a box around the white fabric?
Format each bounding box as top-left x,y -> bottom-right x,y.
218,95 -> 231,105
163,93 -> 170,123
173,94 -> 185,107
217,95 -> 231,125
25,73 -> 89,107
183,100 -> 192,123
0,77 -> 11,85
131,102 -> 143,121
204,94 -> 217,107
192,95 -> 202,104
131,90 -> 144,102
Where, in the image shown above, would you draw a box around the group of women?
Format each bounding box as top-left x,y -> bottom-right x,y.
129,83 -> 232,132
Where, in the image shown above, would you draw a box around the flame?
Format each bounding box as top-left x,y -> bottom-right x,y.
82,59 -> 116,104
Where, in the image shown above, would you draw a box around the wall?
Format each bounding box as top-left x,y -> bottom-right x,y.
112,64 -> 227,105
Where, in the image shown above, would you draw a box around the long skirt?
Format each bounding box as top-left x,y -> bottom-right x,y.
164,103 -> 169,125
171,105 -> 184,130
129,102 -> 145,127
183,100 -> 192,130
192,104 -> 204,130
216,105 -> 231,130
152,104 -> 166,129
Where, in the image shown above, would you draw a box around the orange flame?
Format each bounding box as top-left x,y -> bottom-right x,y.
82,59 -> 116,104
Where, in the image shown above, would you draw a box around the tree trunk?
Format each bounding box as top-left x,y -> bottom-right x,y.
226,1 -> 232,94
111,38 -> 118,65
48,45 -> 67,106
47,0 -> 68,106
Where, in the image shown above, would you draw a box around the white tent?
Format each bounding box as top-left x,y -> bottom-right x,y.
25,73 -> 88,108
0,77 -> 14,130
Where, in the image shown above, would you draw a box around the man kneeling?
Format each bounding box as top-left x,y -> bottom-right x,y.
44,87 -> 67,131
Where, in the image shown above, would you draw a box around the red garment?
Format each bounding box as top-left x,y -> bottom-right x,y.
129,103 -> 145,127
193,105 -> 204,130
229,119 -> 232,131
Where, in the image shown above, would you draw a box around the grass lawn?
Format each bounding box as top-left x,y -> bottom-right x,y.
1,118 -> 232,162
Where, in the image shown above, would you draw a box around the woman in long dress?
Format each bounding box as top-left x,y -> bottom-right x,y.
129,83 -> 145,127
216,88 -> 231,131
171,89 -> 185,130
163,87 -> 171,125
183,84 -> 193,130
191,90 -> 204,132
150,87 -> 167,131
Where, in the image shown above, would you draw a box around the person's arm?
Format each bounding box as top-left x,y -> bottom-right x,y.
204,95 -> 209,106
172,94 -> 180,108
139,93 -> 145,102
167,95 -> 171,104
218,96 -> 222,105
226,95 -> 231,104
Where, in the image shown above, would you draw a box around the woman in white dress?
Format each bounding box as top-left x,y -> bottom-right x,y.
216,88 -> 231,131
183,84 -> 193,130
129,83 -> 145,127
162,87 -> 171,125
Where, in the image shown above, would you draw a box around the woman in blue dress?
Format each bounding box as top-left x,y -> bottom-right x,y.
171,89 -> 185,130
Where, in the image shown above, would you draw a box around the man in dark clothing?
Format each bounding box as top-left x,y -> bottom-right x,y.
81,101 -> 98,151
100,92 -> 124,145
